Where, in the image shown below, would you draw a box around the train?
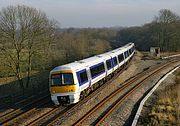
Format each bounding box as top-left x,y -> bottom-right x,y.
49,43 -> 135,105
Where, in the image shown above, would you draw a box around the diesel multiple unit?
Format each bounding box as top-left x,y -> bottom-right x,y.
49,43 -> 135,105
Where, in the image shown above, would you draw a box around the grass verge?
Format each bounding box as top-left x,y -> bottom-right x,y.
144,69 -> 180,126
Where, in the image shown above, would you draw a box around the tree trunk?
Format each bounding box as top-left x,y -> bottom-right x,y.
26,50 -> 32,88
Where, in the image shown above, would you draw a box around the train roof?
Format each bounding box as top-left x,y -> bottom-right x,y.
51,55 -> 104,72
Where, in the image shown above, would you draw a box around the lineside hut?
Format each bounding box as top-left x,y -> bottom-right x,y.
150,47 -> 160,58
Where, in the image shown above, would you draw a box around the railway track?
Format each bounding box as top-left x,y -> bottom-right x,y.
0,95 -> 50,125
46,60 -> 177,126
2,100 -> 52,125
0,90 -> 48,117
0,96 -> 34,117
1,58 -> 178,126
72,60 -> 179,126
27,105 -> 70,125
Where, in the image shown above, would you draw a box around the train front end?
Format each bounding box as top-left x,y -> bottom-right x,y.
49,68 -> 80,105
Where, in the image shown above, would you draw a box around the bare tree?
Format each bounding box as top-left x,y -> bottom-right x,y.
155,9 -> 179,24
0,5 -> 57,93
154,9 -> 180,51
92,39 -> 111,55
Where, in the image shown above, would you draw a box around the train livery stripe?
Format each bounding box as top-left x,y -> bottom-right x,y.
50,85 -> 76,94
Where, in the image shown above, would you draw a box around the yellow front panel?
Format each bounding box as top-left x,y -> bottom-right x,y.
50,85 -> 76,94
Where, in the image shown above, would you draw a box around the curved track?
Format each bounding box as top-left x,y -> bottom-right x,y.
72,60 -> 178,126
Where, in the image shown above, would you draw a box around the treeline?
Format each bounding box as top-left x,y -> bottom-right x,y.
49,28 -> 117,67
115,9 -> 180,52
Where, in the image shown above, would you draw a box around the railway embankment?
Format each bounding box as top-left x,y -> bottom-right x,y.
136,66 -> 180,126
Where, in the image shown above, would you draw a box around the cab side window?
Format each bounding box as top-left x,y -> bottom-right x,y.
77,69 -> 88,86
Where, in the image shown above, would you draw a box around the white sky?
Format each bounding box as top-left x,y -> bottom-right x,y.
0,0 -> 180,28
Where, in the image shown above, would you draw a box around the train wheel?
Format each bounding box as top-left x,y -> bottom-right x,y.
80,91 -> 86,99
86,88 -> 91,96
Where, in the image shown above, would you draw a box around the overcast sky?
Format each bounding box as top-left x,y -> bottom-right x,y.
0,0 -> 180,28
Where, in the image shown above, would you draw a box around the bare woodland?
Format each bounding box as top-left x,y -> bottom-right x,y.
0,5 -> 111,94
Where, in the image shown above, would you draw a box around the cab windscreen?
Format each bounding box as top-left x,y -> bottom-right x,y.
51,73 -> 74,86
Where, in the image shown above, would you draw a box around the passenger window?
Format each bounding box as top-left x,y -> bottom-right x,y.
128,50 -> 130,55
113,57 -> 118,66
118,54 -> 124,63
90,63 -> 105,78
106,59 -> 112,70
129,49 -> 132,54
125,51 -> 129,58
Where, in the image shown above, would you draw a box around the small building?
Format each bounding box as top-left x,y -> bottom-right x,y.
150,47 -> 160,57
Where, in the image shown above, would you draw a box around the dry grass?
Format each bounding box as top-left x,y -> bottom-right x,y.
147,69 -> 180,126
160,52 -> 180,57
0,70 -> 39,85
0,76 -> 16,85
